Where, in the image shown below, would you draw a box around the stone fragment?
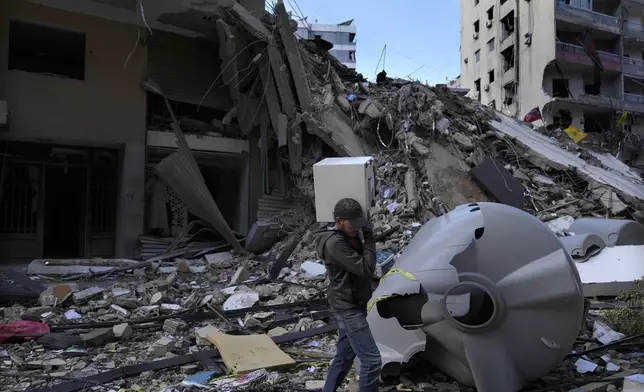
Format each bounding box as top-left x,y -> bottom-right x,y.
305,380 -> 326,390
205,251 -> 233,265
195,325 -> 220,346
451,132 -> 474,150
158,266 -> 178,274
189,265 -> 206,274
150,337 -> 175,357
81,328 -> 114,346
150,292 -> 163,305
163,318 -> 188,335
113,323 -> 132,340
111,287 -> 131,297
73,287 -> 104,304
110,304 -> 129,318
165,272 -> 177,285
160,303 -> 183,313
267,327 -> 288,337
229,266 -> 249,285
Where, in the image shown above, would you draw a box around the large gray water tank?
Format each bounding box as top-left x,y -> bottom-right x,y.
367,202 -> 584,392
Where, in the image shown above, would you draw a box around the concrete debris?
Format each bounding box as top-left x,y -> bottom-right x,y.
112,323 -> 132,340
4,0 -> 644,391
163,318 -> 188,335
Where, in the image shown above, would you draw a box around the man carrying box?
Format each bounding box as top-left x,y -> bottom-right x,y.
315,198 -> 381,392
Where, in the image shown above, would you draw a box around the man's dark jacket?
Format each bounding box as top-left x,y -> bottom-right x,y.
315,229 -> 377,310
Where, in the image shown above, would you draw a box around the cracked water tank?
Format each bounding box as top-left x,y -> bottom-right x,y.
367,202 -> 584,392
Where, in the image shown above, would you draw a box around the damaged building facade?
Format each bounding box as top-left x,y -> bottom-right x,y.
0,0 -> 277,263
459,0 -> 644,169
296,19 -> 357,69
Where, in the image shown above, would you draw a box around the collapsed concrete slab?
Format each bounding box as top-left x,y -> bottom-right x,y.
367,203 -> 584,392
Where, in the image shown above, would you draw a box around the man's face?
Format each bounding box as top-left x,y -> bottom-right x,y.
336,218 -> 360,237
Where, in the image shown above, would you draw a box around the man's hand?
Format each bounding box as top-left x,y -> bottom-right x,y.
362,223 -> 374,241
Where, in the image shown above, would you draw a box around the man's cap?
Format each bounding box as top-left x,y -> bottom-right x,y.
333,198 -> 368,229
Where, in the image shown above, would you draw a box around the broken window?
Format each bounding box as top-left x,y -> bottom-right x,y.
503,83 -> 516,105
475,79 -> 481,100
584,113 -> 611,133
147,92 -> 226,134
0,163 -> 39,234
349,51 -> 356,61
501,11 -> 515,41
500,0 -> 507,4
501,47 -> 514,72
552,79 -> 570,98
489,69 -> 495,83
488,38 -> 495,54
475,0 -> 479,5
8,20 -> 86,80
553,109 -> 573,129
584,83 -> 601,95
490,100 -> 497,109
487,6 -> 494,21
475,50 -> 481,63
474,20 -> 480,34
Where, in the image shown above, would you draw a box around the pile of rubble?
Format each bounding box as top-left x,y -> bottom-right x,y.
3,0 -> 644,391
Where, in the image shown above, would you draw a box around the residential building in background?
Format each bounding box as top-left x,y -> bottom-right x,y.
459,0 -> 644,149
296,19 -> 357,69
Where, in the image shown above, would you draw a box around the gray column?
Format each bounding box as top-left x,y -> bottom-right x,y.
114,142 -> 145,257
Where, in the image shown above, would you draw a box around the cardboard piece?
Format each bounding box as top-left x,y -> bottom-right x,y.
206,332 -> 295,374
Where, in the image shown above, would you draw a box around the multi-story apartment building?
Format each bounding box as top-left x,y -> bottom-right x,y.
0,0 -> 282,264
459,0 -> 644,139
296,19 -> 357,69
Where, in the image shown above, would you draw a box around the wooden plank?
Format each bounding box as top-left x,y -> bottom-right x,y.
206,332 -> 296,374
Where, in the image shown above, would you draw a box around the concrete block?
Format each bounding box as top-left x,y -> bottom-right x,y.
150,337 -> 175,357
81,328 -> 114,346
163,318 -> 188,334
113,323 -> 132,340
150,292 -> 163,305
73,287 -> 104,304
110,304 -> 129,318
205,251 -> 234,265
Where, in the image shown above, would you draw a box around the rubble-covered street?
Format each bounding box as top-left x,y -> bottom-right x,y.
3,0 -> 644,392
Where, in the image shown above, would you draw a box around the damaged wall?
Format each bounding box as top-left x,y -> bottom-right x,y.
519,0 -> 556,119
0,0 -> 149,258
147,30 -> 232,112
0,0 -> 147,145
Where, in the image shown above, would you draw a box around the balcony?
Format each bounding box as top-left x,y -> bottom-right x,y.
624,93 -> 644,113
502,67 -> 515,86
623,57 -> 644,78
555,2 -> 621,35
623,20 -> 644,40
556,42 -> 622,72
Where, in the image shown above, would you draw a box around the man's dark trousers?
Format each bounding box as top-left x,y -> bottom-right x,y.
323,309 -> 381,392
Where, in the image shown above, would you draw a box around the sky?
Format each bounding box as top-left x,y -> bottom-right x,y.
282,0 -> 462,86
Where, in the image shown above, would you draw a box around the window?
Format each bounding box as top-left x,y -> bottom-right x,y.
8,20 -> 86,80
489,70 -> 495,83
475,0 -> 480,5
474,20 -> 480,33
349,51 -> 356,61
503,83 -> 516,105
500,0 -> 507,4
490,100 -> 497,109
552,79 -> 569,98
501,11 -> 515,41
475,79 -> 481,92
501,47 -> 514,71
488,38 -> 495,53
475,50 -> 481,63
487,6 -> 494,20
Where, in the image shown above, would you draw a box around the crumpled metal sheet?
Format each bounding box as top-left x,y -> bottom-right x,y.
156,152 -> 244,253
146,79 -> 244,253
367,203 -> 584,392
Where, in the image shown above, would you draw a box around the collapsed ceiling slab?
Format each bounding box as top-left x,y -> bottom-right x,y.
490,114 -> 644,201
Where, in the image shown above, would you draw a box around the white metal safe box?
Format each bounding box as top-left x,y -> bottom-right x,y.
313,157 -> 376,223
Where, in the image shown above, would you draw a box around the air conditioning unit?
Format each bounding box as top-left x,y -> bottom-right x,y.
486,20 -> 493,28
473,32 -> 479,40
484,84 -> 490,91
0,101 -> 7,128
